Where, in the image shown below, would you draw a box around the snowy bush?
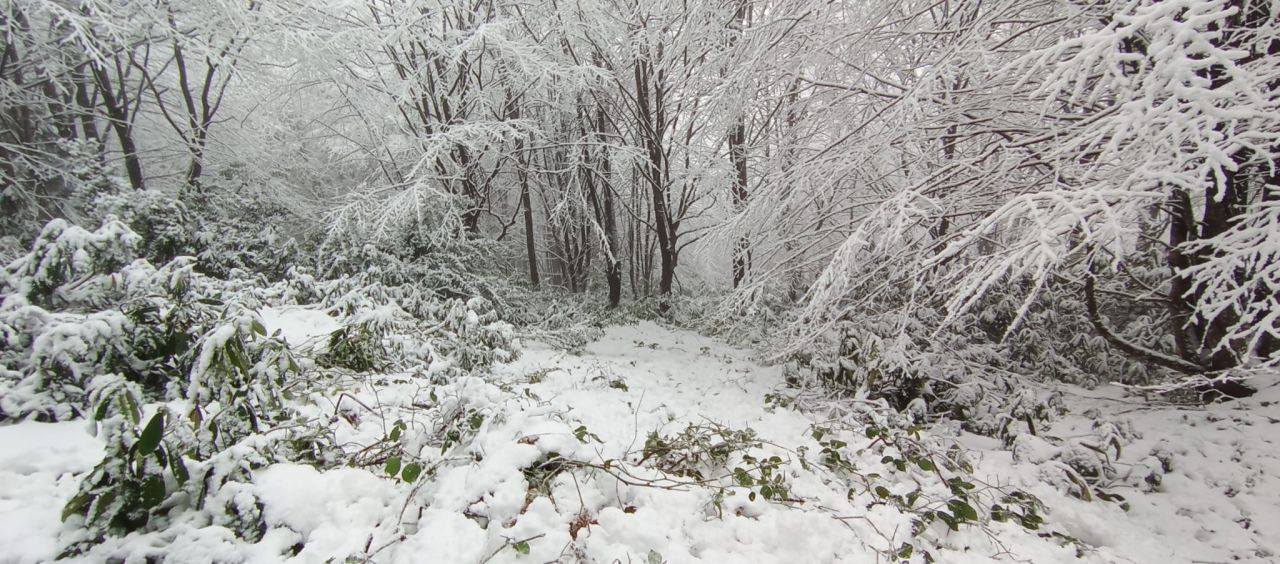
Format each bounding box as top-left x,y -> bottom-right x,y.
93,190 -> 198,266
195,216 -> 301,283
318,187 -> 502,303
782,315 -> 1062,443
0,217 -> 318,552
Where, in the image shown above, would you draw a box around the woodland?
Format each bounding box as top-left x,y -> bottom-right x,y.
0,0 -> 1278,562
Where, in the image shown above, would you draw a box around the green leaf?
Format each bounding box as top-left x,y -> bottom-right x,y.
91,489 -> 117,525
389,427 -> 402,441
906,490 -> 921,508
250,319 -> 267,336
874,486 -> 891,499
936,511 -> 959,531
947,499 -> 978,522
122,391 -> 141,425
897,543 -> 914,559
137,411 -> 166,455
513,541 -> 530,555
61,494 -> 91,522
385,457 -> 402,478
141,475 -> 166,508
170,454 -> 190,485
401,462 -> 423,483
916,458 -> 935,472
93,396 -> 112,422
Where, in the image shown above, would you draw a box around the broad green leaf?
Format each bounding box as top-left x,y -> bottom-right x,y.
947,499 -> 978,522
137,411 -> 165,455
141,475 -> 166,508
61,494 -> 90,522
385,457 -> 402,478
402,462 -> 423,483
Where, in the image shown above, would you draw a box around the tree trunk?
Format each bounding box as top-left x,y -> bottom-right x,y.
91,61 -> 145,190
633,56 -> 676,311
728,0 -> 751,288
510,100 -> 539,287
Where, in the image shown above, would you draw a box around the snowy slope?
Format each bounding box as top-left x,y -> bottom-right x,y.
1,319 -> 1276,563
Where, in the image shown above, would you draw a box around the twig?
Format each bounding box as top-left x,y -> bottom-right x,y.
478,533 -> 546,564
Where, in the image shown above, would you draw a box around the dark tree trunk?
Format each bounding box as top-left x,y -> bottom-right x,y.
634,55 -> 677,312
91,61 -> 145,190
520,167 -> 539,287
728,0 -> 750,289
729,118 -> 749,288
1166,189 -> 1198,365
510,99 -> 539,287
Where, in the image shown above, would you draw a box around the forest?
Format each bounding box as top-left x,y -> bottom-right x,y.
0,0 -> 1277,562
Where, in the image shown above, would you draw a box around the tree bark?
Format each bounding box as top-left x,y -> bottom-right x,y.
91,60 -> 145,190
634,55 -> 677,312
728,0 -> 750,288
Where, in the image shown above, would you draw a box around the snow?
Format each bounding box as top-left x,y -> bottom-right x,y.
259,306 -> 342,349
1,319 -> 1277,562
256,464 -> 401,560
0,421 -> 103,564
1030,384 -> 1280,563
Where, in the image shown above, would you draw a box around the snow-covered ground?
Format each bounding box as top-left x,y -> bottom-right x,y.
1,319 -> 1276,563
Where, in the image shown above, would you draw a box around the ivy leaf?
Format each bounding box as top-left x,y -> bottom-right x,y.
137,411 -> 165,455
385,457 -> 402,478
402,462 -> 423,483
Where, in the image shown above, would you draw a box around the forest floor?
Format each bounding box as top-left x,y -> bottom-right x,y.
1,318 -> 1278,563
